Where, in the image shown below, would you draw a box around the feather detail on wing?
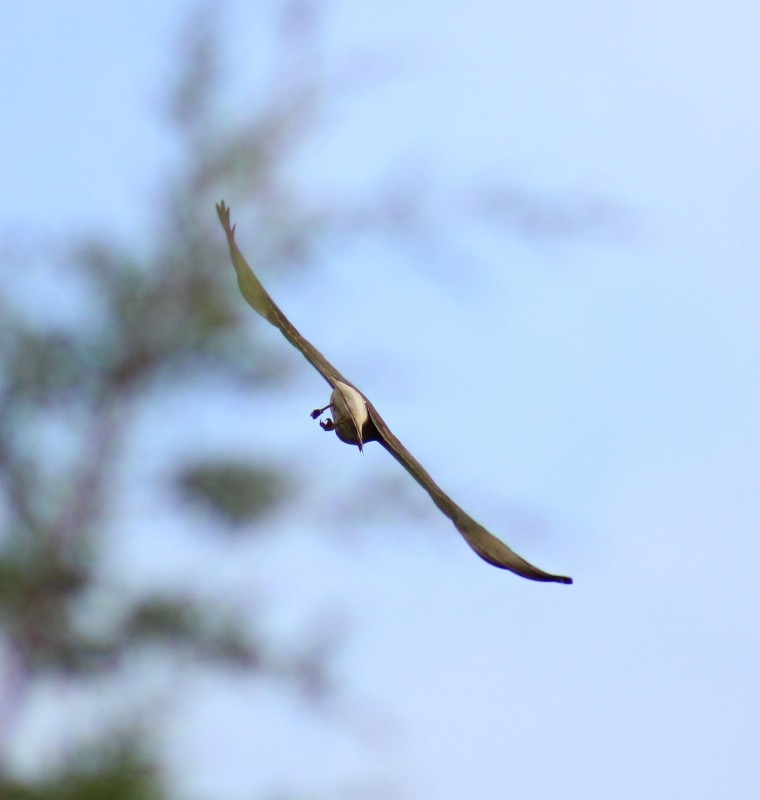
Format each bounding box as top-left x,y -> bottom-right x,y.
367,402 -> 573,584
216,202 -> 351,390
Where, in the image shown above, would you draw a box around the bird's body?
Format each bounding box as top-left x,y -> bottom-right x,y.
217,202 -> 572,585
330,381 -> 370,449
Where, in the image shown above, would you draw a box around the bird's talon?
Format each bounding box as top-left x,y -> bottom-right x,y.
311,403 -> 331,419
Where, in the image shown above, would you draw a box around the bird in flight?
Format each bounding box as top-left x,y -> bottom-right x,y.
217,202 -> 572,584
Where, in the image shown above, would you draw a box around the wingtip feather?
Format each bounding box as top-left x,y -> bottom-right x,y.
459,520 -> 573,584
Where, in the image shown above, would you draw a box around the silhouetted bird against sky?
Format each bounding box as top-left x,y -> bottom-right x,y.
217,202 -> 572,584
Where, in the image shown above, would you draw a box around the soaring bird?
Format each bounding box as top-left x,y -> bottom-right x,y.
217,202 -> 572,585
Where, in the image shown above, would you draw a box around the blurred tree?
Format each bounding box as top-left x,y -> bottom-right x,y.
0,4 -> 363,796
0,2 -> 618,797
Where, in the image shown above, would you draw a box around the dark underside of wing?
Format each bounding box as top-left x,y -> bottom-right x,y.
366,403 -> 573,584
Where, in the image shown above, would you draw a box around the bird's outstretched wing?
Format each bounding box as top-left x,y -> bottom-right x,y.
217,201 -> 352,391
217,202 -> 572,584
366,401 -> 572,583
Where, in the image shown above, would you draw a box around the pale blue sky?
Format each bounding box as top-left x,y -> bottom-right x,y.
3,2 -> 760,799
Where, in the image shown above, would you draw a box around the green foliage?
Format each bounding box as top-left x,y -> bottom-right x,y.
0,738 -> 165,800
5,331 -> 95,404
177,459 -> 287,526
0,3 -> 330,795
123,595 -> 261,667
